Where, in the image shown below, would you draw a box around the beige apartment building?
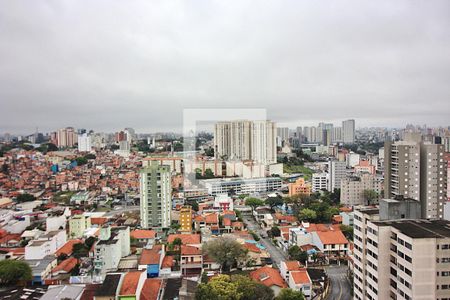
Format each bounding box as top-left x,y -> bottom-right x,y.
214,120 -> 277,165
354,207 -> 450,300
340,173 -> 382,206
385,138 -> 446,219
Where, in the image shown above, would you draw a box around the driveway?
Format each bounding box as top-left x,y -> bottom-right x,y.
325,265 -> 352,300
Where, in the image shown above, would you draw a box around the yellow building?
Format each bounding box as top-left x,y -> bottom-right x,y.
179,206 -> 193,232
288,178 -> 311,197
69,215 -> 91,239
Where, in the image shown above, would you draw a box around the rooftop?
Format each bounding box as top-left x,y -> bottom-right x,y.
372,219 -> 450,239
140,278 -> 163,300
95,273 -> 122,296
120,271 -> 143,296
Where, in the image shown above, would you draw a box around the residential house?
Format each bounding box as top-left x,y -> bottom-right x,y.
280,260 -> 303,282
250,266 -> 287,296
181,245 -> 202,276
288,269 -> 312,299
118,271 -> 146,300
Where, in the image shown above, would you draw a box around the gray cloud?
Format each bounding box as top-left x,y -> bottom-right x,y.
0,0 -> 449,134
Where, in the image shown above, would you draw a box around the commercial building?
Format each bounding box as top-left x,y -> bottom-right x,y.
200,177 -> 282,195
384,137 -> 446,219
140,161 -> 172,229
214,120 -> 277,165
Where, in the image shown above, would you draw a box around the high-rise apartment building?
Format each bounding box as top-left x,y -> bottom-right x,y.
56,127 -> 77,148
354,206 -> 450,300
340,174 -> 382,206
77,133 -> 92,152
214,120 -> 276,165
384,138 -> 446,219
140,161 -> 172,229
277,127 -> 289,145
328,160 -> 347,192
342,119 -> 355,144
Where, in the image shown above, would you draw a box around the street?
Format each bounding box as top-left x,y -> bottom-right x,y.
242,216 -> 288,266
325,265 -> 352,300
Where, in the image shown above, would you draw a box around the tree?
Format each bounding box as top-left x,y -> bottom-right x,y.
269,226 -> 281,237
46,143 -> 58,151
323,207 -> 340,223
298,208 -> 317,222
232,275 -> 274,300
84,153 -> 96,160
75,157 -> 88,166
363,189 -> 379,205
195,274 -> 274,300
16,193 -> 36,203
196,275 -> 241,300
245,197 -> 265,209
0,260 -> 32,285
266,196 -> 283,210
172,237 -> 182,247
288,245 -> 308,264
73,243 -> 89,259
276,288 -> 305,300
203,237 -> 248,273
340,224 -> 354,241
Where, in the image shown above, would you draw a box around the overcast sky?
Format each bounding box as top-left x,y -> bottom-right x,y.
1,0 -> 449,134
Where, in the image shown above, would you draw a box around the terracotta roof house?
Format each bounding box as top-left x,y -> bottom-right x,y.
288,269 -> 312,298
250,266 -> 287,296
140,278 -> 163,300
167,234 -> 201,246
280,260 -> 303,281
118,271 -> 145,300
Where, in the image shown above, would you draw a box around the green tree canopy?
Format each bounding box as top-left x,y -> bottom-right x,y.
0,260 -> 32,285
16,193 -> 36,203
266,196 -> 283,210
203,237 -> 248,272
340,224 -> 354,241
245,197 -> 265,208
363,189 -> 379,205
298,208 -> 317,222
287,245 -> 308,264
276,288 -> 305,300
195,274 -> 274,300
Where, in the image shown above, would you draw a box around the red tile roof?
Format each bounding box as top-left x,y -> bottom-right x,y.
250,266 -> 287,288
139,245 -> 162,265
181,245 -> 202,256
244,242 -> 261,253
131,229 -> 156,239
290,269 -> 311,285
55,239 -> 82,256
316,230 -> 348,245
80,284 -> 101,300
91,217 -> 108,225
205,213 -> 219,224
140,278 -> 162,300
120,271 -> 142,296
52,257 -> 78,274
161,255 -> 174,268
223,218 -> 232,226
283,261 -> 302,271
167,234 -> 201,245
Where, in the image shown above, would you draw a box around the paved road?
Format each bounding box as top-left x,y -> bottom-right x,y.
242,216 -> 288,266
325,265 -> 352,300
